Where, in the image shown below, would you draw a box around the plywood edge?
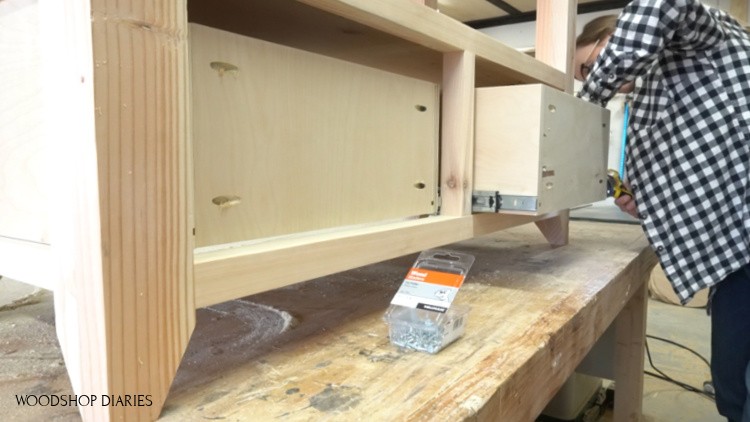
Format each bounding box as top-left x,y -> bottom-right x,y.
0,236 -> 53,290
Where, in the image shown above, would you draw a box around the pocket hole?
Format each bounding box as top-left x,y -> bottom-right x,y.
212,195 -> 242,209
210,61 -> 239,77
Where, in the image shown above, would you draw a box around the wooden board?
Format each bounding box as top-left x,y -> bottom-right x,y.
164,221 -> 656,421
190,24 -> 439,247
440,51 -> 476,216
535,0 -> 576,93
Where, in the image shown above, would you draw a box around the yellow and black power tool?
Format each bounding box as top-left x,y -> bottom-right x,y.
606,169 -> 633,199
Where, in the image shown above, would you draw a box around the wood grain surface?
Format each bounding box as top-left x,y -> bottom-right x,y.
164,220 -> 655,421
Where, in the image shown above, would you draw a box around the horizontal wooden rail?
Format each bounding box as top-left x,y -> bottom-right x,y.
193,213 -> 555,308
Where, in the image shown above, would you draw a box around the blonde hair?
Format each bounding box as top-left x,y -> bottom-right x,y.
576,15 -> 618,48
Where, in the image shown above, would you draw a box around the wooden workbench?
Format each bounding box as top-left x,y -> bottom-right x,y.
160,220 -> 655,421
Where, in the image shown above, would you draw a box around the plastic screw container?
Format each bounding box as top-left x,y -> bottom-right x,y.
384,304 -> 469,354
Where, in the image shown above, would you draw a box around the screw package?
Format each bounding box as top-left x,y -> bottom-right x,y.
384,249 -> 475,354
385,304 -> 470,354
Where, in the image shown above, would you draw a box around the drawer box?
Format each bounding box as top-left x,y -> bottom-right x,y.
474,84 -> 609,215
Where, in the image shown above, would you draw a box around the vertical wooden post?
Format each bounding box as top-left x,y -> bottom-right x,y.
613,282 -> 648,421
440,51 -> 475,217
535,0 -> 577,93
534,0 -> 577,245
40,0 -> 194,420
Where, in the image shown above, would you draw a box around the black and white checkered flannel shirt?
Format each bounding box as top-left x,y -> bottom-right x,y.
578,0 -> 750,304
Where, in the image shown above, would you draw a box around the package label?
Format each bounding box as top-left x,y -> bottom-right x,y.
390,267 -> 466,313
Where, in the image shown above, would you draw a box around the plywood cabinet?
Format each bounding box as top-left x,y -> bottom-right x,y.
474,84 -> 610,215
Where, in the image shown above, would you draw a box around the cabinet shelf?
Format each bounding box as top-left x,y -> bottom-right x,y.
188,0 -> 566,87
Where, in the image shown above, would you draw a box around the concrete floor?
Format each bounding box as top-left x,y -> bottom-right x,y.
0,274 -> 723,421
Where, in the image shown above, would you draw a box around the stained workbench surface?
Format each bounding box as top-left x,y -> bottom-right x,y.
160,220 -> 654,421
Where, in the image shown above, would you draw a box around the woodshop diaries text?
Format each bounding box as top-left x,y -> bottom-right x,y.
15,394 -> 153,407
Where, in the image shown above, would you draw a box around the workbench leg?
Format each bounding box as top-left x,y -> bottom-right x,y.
42,0 -> 194,420
612,282 -> 648,422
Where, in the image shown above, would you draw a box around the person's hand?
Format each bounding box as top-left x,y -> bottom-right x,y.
614,181 -> 637,218
618,81 -> 635,93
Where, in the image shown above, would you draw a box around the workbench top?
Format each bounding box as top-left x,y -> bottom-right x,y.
162,220 -> 655,421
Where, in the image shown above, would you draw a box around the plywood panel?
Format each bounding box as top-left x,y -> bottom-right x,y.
0,0 -> 48,244
191,24 -> 438,247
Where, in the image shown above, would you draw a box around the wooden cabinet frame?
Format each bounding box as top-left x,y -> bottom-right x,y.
2,1 -> 582,420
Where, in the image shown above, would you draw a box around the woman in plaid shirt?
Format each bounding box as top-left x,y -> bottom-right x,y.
574,1 -> 750,421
